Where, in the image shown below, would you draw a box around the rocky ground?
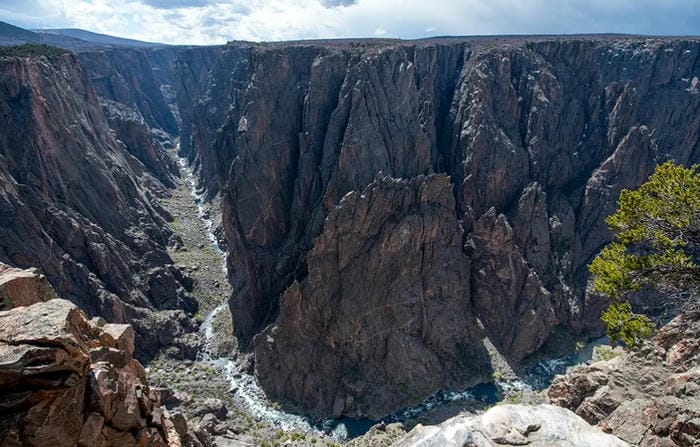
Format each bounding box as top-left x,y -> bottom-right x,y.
548,309 -> 700,446
392,404 -> 629,446
0,268 -> 188,446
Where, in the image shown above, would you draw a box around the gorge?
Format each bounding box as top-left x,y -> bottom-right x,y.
0,21 -> 699,446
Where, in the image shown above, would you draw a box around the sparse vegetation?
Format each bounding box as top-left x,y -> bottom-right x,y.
592,345 -> 622,362
504,391 -> 524,405
0,44 -> 70,58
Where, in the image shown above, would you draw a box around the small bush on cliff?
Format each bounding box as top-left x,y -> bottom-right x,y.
592,344 -> 622,362
589,161 -> 700,348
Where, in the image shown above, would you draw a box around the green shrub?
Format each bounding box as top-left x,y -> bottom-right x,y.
589,162 -> 700,348
592,345 -> 622,362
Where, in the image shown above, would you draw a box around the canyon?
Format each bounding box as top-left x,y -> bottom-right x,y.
185,36 -> 700,419
0,21 -> 699,446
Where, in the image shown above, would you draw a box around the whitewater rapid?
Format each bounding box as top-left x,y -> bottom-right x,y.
177,153 -> 324,435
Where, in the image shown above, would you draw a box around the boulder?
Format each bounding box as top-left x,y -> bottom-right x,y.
393,404 -> 629,446
0,299 -> 185,446
0,262 -> 57,310
548,311 -> 700,446
102,324 -> 135,357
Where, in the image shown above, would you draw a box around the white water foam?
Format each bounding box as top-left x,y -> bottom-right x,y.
177,149 -> 322,437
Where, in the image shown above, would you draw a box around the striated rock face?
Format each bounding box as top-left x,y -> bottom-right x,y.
0,299 -> 184,446
548,311 -> 700,446
100,98 -> 178,187
254,175 -> 491,418
393,404 -> 629,446
173,45 -> 224,167
0,51 -> 195,359
75,47 -> 186,186
76,47 -> 181,135
181,37 -> 700,417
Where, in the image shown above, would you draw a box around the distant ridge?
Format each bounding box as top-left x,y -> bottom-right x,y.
0,21 -> 42,45
0,20 -> 165,49
33,28 -> 164,47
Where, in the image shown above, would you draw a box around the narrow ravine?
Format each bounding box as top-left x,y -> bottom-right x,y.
175,154 -> 229,348
144,145 -> 355,447
175,149 -> 323,434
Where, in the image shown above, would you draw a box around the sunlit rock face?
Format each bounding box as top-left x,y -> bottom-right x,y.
0,298 -> 186,446
393,404 -> 630,447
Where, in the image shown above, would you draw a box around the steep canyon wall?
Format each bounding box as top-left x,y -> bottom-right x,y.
0,49 -> 195,360
181,37 -> 700,418
2,35 -> 698,420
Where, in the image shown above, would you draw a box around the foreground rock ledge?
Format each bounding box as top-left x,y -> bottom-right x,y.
0,299 -> 185,446
548,310 -> 700,446
393,404 -> 629,446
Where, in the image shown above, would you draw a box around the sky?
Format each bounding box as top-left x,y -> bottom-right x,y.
0,0 -> 699,45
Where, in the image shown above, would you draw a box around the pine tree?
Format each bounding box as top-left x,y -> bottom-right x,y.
589,162 -> 700,348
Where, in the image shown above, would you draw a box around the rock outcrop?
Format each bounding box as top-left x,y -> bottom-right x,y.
0,50 -> 196,359
254,175 -> 491,418
180,37 -> 700,417
548,310 -> 700,446
0,299 -> 185,446
393,404 -> 629,446
0,262 -> 57,310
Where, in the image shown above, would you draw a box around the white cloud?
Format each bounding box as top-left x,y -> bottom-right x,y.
0,0 -> 698,45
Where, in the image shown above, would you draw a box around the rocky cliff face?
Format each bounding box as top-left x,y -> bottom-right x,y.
548,310 -> 700,446
173,45 -> 224,166
0,51 -> 196,360
76,47 -> 181,134
75,47 -> 185,186
255,175 -> 491,418
181,36 -> 700,418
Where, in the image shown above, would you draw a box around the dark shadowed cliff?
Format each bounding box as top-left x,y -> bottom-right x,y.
173,45 -> 225,165
74,47 -> 184,187
180,36 -> 700,418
